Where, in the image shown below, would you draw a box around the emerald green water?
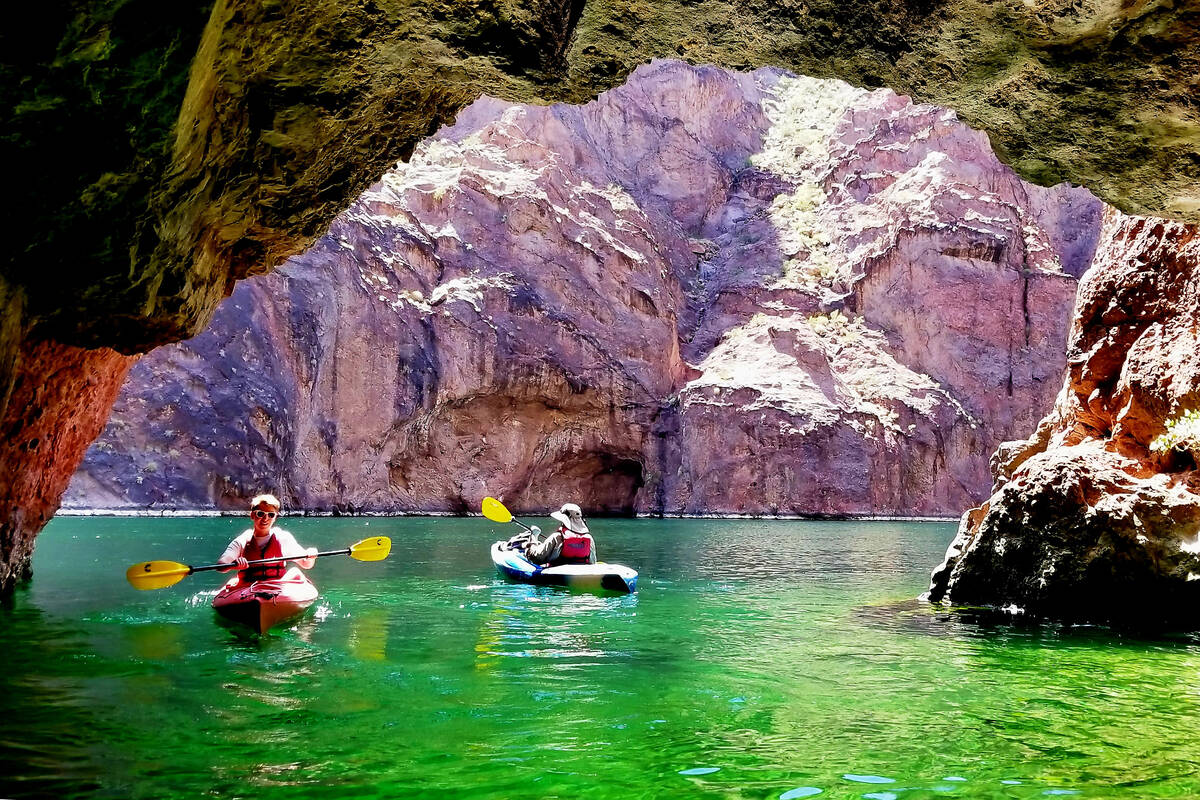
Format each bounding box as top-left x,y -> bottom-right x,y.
3,517 -> 1200,799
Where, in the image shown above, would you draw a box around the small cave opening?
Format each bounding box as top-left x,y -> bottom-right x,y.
522,451 -> 646,515
1156,444 -> 1198,474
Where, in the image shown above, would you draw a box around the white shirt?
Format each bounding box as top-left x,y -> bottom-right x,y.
219,527 -> 311,566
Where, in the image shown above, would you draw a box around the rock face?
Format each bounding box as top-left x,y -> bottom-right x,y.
3,0 -> 1198,591
928,216 -> 1200,626
0,342 -> 136,590
7,1 -> 1197,357
68,61 -> 1105,517
5,2 -> 1196,372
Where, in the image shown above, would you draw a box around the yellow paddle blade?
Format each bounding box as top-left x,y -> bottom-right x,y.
349,536 -> 391,562
126,560 -> 193,591
481,496 -> 513,523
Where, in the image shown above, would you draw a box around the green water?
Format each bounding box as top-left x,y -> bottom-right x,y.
3,517 -> 1200,800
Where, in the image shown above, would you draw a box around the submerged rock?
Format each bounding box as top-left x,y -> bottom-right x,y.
929,216 -> 1200,626
69,61 -> 1104,516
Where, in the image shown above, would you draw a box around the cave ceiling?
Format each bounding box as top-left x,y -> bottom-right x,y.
3,0 -> 1197,356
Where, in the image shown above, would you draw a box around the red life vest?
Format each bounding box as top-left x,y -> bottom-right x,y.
242,534 -> 286,582
559,530 -> 593,563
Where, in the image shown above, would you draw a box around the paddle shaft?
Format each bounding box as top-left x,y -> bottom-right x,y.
191,547 -> 352,575
508,518 -> 534,534
126,536 -> 391,591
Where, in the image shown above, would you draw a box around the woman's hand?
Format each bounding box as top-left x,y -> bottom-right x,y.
220,556 -> 249,573
296,548 -> 318,569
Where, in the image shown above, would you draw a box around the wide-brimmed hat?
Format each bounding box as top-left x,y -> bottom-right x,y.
550,503 -> 589,534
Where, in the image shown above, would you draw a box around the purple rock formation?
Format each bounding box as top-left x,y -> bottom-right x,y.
67,61 -> 1105,516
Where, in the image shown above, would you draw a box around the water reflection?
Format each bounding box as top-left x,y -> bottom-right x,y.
474,585 -> 637,663
124,622 -> 187,661
347,607 -> 390,662
474,605 -> 512,671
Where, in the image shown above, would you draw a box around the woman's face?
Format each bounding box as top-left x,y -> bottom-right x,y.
250,504 -> 278,535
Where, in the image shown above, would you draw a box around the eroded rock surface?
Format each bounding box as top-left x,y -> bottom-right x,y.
929,216 -> 1200,626
0,342 -> 136,590
8,1 -> 1197,360
69,61 -> 1104,517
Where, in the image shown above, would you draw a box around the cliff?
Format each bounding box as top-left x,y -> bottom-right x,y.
68,61 -> 1104,516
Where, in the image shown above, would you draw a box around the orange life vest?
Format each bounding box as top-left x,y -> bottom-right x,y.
243,534 -> 285,582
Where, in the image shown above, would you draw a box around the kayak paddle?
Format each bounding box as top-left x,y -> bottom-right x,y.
482,496 -> 534,533
125,536 -> 392,591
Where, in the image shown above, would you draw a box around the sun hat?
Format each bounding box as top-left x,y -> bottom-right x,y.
550,503 -> 589,534
249,493 -> 282,511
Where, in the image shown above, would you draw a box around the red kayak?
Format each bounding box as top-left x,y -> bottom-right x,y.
212,571 -> 319,634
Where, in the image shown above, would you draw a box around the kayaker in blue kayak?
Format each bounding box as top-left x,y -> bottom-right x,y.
218,493 -> 317,581
524,503 -> 597,566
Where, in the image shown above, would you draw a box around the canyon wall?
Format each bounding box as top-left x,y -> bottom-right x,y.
928,216 -> 1200,626
68,62 -> 1104,517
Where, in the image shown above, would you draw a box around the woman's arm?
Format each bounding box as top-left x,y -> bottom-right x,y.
217,532 -> 250,572
276,529 -> 317,569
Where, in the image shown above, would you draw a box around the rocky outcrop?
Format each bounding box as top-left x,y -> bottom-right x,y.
0,342 -> 136,590
7,2 -> 1195,353
928,216 -> 1200,626
68,62 -> 1105,517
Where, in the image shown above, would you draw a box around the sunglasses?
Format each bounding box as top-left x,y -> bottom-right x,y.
252,510 -> 278,519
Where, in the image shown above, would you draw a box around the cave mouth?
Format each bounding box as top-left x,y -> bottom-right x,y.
535,451 -> 646,516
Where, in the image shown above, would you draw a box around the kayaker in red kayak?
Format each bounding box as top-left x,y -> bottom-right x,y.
524,503 -> 597,566
218,493 -> 317,582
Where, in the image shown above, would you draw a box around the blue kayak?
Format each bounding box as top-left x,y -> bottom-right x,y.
490,541 -> 638,593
